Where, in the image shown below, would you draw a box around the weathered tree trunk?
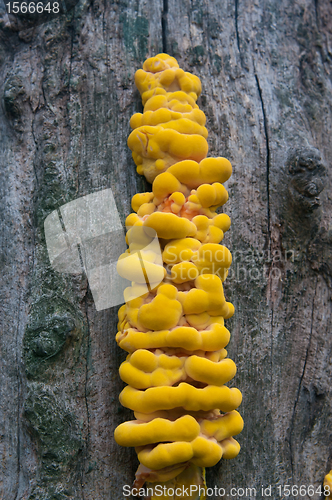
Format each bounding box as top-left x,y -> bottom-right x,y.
0,0 -> 331,499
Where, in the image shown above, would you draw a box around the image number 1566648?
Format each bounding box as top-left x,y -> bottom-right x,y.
5,2 -> 60,14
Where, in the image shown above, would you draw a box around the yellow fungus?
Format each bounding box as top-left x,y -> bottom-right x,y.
163,238 -> 202,264
144,212 -> 197,239
128,126 -> 208,183
120,383 -> 242,413
137,284 -> 182,331
199,411 -> 244,441
115,415 -> 200,447
168,157 -> 232,188
171,261 -> 199,283
115,53 -> 242,496
185,356 -> 237,386
119,349 -> 237,389
117,251 -> 166,284
132,192 -> 154,212
137,441 -> 194,470
116,322 -> 230,353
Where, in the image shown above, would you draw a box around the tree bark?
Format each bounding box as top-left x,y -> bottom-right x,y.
0,0 -> 331,498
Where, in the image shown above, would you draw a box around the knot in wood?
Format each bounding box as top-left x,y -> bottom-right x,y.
286,147 -> 326,214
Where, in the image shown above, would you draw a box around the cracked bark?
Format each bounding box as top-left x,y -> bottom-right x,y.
82,295 -> 91,499
254,71 -> 271,240
0,0 -> 331,499
289,278 -> 318,480
162,0 -> 168,53
234,0 -> 241,59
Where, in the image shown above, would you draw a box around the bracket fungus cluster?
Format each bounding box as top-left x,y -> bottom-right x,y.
115,53 -> 243,498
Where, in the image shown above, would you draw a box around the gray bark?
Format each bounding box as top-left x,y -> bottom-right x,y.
0,0 -> 331,499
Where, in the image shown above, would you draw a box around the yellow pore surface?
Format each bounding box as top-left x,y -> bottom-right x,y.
116,53 -> 242,480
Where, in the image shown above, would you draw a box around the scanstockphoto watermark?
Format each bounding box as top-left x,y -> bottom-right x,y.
44,189 -> 296,313
123,484 -> 331,498
123,484 -> 260,498
164,247 -> 295,285
123,484 -> 234,498
226,247 -> 295,284
44,189 -> 165,311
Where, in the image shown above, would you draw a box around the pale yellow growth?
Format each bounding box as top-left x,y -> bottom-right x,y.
171,262 -> 200,283
137,202 -> 156,217
165,239 -> 233,283
143,92 -> 200,113
120,349 -> 185,389
125,212 -> 143,227
152,171 -> 188,204
185,312 -> 218,330
132,91 -> 206,126
193,243 -> 232,276
219,437 -> 241,459
151,165 -> 230,209
117,251 -> 166,284
142,53 -> 179,73
192,215 -> 224,244
137,441 -> 194,470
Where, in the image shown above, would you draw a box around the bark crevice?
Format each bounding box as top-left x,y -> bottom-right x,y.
83,295 -> 91,498
14,294 -> 22,500
162,0 -> 168,53
235,0 -> 241,58
254,71 -> 271,240
288,278 -> 318,478
30,111 -> 39,187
